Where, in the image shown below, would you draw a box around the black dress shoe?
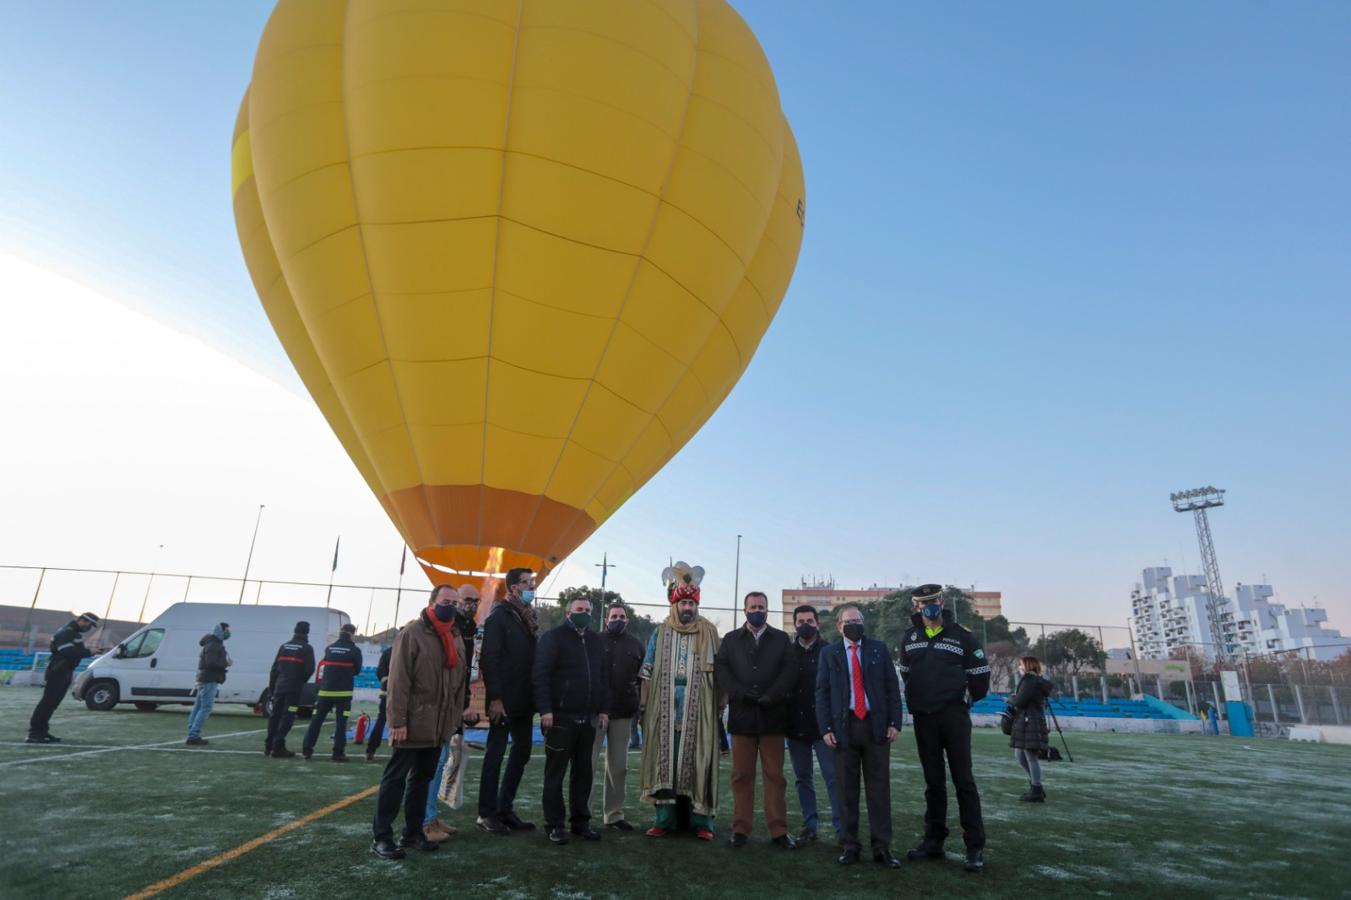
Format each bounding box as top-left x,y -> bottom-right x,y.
476,815 -> 510,835
907,841 -> 944,861
272,747 -> 296,759
798,828 -> 818,844
838,849 -> 861,865
964,849 -> 985,873
874,850 -> 903,868
771,834 -> 799,850
331,754 -> 349,762
548,827 -> 570,845
571,826 -> 602,841
26,734 -> 59,744
399,834 -> 439,852
728,832 -> 749,848
371,839 -> 405,860
607,820 -> 635,832
501,811 -> 536,831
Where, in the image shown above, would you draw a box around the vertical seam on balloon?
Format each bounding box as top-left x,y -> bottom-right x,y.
475,0 -> 527,561
509,0 -> 703,563
334,0 -> 444,549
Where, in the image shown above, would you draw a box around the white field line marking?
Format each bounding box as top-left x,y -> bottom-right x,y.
0,728 -> 266,768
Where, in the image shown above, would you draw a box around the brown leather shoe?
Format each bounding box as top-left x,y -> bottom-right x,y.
424,820 -> 457,842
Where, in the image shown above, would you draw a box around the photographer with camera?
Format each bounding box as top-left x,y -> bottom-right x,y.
1006,656 -> 1052,802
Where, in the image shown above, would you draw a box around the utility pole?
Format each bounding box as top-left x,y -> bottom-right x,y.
1170,486 -> 1230,663
595,553 -> 616,595
733,534 -> 743,628
238,504 -> 265,604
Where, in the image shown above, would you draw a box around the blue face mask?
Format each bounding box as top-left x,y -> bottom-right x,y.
607,619 -> 627,634
746,610 -> 768,628
520,589 -> 536,605
922,603 -> 943,621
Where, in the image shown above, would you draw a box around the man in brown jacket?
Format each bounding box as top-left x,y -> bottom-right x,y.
371,585 -> 468,860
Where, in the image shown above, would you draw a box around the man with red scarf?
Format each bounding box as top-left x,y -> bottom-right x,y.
371,585 -> 469,860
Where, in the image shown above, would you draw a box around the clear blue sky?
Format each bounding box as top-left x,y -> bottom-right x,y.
2,2 -> 1348,631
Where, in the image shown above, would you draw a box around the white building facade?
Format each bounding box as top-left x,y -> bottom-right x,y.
1129,566 -> 1350,661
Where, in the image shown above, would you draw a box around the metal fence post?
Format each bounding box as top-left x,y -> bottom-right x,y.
1268,684 -> 1280,726
183,575 -> 193,602
1072,674 -> 1080,701
1331,687 -> 1343,726
21,568 -> 48,652
1294,684 -> 1307,724
1184,679 -> 1196,716
1100,675 -> 1108,704
1212,682 -> 1224,720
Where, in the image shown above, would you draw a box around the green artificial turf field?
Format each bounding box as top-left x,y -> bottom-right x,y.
1,686 -> 1348,899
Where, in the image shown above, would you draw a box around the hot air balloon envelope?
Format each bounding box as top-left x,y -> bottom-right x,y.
232,0 -> 805,584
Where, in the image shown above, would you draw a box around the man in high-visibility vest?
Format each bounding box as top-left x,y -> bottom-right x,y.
266,622 -> 316,757
302,623 -> 361,762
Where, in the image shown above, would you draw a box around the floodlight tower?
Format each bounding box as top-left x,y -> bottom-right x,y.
1170,486 -> 1229,661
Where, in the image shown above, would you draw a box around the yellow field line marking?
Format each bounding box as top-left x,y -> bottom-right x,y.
125,783 -> 380,900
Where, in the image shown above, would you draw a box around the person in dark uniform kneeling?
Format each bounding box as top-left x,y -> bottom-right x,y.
899,585 -> 991,873
27,612 -> 100,743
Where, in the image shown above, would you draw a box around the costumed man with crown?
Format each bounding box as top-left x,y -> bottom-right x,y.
639,562 -> 723,840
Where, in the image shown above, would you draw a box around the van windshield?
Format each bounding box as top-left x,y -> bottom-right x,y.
122,628 -> 165,659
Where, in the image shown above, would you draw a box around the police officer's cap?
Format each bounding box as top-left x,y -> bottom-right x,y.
78,611 -> 100,624
912,584 -> 943,604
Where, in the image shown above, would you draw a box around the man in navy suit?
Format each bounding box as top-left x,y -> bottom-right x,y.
815,605 -> 904,867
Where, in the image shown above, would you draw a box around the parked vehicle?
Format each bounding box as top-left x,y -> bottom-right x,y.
73,602 -> 351,715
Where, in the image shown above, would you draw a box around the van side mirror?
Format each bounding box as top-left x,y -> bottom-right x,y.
114,644 -> 126,659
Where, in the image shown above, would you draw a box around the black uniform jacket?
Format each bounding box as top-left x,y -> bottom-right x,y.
897,609 -> 990,715
269,635 -> 316,694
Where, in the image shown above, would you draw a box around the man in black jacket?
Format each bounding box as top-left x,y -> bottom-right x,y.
365,644 -> 393,761
786,604 -> 841,844
302,622 -> 361,761
476,568 -> 539,835
898,585 -> 991,873
590,602 -> 644,831
27,612 -> 99,743
265,621 -> 316,758
715,591 -> 799,850
186,622 -> 231,746
533,596 -> 610,845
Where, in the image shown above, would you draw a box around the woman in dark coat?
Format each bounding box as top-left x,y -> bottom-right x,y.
1007,656 -> 1052,802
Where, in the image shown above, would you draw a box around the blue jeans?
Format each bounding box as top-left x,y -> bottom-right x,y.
186,682 -> 219,739
424,740 -> 451,825
787,736 -> 841,837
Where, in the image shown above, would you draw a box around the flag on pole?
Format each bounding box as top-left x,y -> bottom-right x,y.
331,536 -> 341,572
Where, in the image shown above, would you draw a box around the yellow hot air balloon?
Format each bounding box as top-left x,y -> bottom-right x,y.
232,0 -> 805,586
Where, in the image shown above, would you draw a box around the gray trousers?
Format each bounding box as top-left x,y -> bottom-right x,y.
589,716 -> 634,824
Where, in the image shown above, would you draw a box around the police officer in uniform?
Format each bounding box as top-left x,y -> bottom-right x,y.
303,622 -> 361,761
898,585 -> 991,873
27,612 -> 100,743
265,621 -> 316,758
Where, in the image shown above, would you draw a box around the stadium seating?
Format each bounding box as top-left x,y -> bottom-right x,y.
969,692 -> 1189,719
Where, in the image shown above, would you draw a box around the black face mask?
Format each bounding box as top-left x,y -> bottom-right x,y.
455,610 -> 475,632
745,611 -> 768,628
842,623 -> 865,643
432,604 -> 456,623
795,622 -> 818,641
607,620 -> 627,635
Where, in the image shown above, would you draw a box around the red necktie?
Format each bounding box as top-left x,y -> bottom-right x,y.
851,644 -> 866,720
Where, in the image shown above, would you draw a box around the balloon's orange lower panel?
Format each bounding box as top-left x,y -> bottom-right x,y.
382,483 -> 597,583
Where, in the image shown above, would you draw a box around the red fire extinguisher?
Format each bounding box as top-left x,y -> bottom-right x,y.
354,712 -> 370,744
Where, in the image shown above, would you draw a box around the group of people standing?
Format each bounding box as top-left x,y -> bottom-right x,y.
363,569 -> 1016,875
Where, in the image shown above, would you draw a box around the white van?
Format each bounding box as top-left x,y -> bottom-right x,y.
73,602 -> 351,714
